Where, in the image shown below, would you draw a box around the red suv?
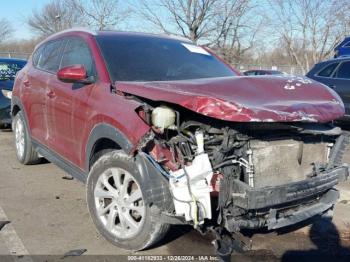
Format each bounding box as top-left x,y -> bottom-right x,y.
12,29 -> 348,256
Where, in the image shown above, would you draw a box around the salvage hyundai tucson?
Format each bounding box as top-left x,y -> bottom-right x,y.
12,29 -> 349,256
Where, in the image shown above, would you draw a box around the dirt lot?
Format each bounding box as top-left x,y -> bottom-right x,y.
0,128 -> 350,261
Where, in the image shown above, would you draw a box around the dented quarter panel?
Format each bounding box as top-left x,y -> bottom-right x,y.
117,76 -> 345,123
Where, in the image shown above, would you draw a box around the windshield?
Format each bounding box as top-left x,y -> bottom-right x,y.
96,34 -> 236,82
0,61 -> 25,81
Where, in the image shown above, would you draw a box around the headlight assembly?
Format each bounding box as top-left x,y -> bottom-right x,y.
1,89 -> 12,100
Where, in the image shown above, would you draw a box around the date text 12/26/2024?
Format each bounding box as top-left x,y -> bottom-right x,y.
127,256 -> 219,261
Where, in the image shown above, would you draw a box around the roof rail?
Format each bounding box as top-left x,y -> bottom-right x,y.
50,27 -> 97,37
34,27 -> 97,50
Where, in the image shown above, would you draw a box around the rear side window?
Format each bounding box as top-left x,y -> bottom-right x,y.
317,63 -> 338,77
32,45 -> 44,67
60,38 -> 95,77
336,61 -> 350,79
37,40 -> 66,73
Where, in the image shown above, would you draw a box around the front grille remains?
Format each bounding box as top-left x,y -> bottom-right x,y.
250,139 -> 331,188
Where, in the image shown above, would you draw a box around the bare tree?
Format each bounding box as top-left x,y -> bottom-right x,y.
0,38 -> 40,55
213,0 -> 262,64
69,0 -> 130,30
268,0 -> 350,74
139,0 -> 260,63
0,18 -> 13,43
139,0 -> 220,43
27,0 -> 83,37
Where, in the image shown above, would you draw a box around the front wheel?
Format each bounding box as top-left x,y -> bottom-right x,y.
13,112 -> 40,165
86,151 -> 170,250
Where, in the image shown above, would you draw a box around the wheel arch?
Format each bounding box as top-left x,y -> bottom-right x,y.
86,125 -> 174,214
11,96 -> 29,126
12,104 -> 21,117
85,123 -> 134,171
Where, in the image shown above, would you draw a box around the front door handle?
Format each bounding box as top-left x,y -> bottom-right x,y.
329,84 -> 336,89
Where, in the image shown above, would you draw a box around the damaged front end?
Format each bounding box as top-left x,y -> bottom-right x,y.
133,103 -> 349,256
220,126 -> 349,231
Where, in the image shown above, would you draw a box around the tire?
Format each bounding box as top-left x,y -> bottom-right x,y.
13,112 -> 40,165
87,150 -> 170,251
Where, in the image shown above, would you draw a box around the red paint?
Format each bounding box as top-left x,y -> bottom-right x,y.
13,30 -> 151,172
12,30 -> 345,173
117,76 -> 345,123
210,173 -> 223,196
149,143 -> 180,171
57,65 -> 87,82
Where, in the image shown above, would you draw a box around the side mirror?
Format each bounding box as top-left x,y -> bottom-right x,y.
57,65 -> 94,84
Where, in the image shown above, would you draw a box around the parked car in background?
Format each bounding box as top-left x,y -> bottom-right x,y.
306,57 -> 350,119
334,36 -> 350,58
11,29 -> 348,257
0,58 -> 26,128
243,69 -> 285,76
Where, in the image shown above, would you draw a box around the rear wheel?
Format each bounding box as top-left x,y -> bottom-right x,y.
13,112 -> 40,165
87,150 -> 170,250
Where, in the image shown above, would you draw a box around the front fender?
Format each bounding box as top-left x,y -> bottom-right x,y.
85,123 -> 134,171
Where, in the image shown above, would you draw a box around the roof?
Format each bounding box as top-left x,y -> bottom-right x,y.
321,56 -> 350,64
245,69 -> 281,72
97,30 -> 193,42
39,28 -> 193,46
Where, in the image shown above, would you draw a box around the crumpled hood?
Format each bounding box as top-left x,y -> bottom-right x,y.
116,76 -> 345,122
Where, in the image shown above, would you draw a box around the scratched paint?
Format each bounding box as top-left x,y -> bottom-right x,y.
117,75 -> 345,123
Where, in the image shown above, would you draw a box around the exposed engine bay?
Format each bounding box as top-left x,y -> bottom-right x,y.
135,103 -> 349,254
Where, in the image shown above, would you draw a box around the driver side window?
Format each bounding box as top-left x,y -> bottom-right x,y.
60,38 -> 95,77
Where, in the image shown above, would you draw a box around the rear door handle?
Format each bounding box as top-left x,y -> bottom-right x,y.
23,80 -> 30,87
329,85 -> 336,89
46,90 -> 56,99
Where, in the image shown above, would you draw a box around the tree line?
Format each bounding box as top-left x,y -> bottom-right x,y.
1,0 -> 350,74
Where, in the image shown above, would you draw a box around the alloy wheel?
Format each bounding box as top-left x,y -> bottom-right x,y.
94,167 -> 145,239
15,117 -> 25,159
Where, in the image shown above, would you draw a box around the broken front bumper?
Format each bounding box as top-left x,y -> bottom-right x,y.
226,166 -> 348,231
